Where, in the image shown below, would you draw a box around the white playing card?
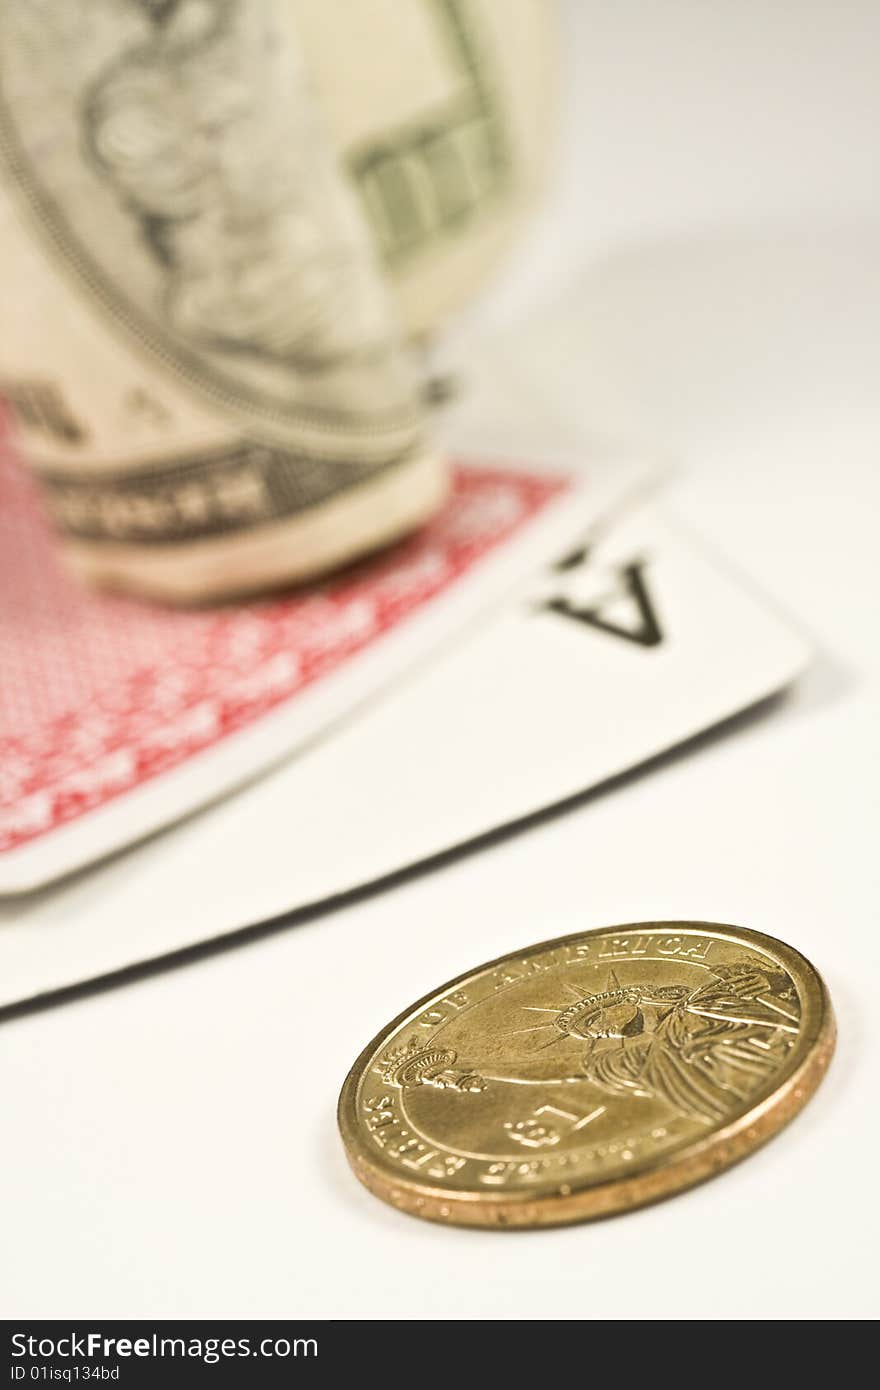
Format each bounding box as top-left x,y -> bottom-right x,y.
0,504 -> 809,1012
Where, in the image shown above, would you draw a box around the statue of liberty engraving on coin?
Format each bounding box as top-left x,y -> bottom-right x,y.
338,922 -> 835,1227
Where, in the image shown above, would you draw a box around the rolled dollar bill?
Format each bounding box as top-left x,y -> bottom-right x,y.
0,0 -> 446,601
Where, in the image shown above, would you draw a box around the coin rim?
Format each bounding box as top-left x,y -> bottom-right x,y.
337,921 -> 836,1228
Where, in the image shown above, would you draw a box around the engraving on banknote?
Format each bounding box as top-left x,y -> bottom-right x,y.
349,0 -> 509,264
0,0 -> 420,439
38,439 -> 414,544
0,378 -> 88,446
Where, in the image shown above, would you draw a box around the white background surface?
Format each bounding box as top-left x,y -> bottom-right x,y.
3,1 -> 879,1320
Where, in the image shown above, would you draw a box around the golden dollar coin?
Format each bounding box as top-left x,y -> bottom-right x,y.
338,921 -> 835,1227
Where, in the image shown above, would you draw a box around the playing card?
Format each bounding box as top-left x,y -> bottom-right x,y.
0,503 -> 809,1011
0,443 -> 639,893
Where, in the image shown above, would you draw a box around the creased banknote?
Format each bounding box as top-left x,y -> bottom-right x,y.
0,0 -> 551,602
0,1 -> 444,599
